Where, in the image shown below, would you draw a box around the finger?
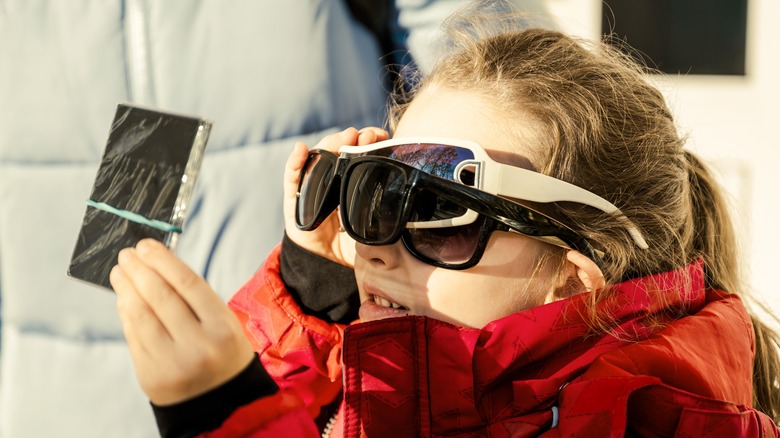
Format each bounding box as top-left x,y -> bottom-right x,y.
357,127 -> 389,145
111,263 -> 172,355
284,141 -> 310,185
312,127 -> 359,153
117,247 -> 201,339
283,141 -> 310,222
283,141 -> 310,207
133,239 -> 226,322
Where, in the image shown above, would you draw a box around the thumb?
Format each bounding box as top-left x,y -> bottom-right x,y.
283,142 -> 310,224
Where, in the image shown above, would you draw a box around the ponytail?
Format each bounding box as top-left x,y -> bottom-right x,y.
685,151 -> 739,292
752,315 -> 780,422
686,151 -> 780,422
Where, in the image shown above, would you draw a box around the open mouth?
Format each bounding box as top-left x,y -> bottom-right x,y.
370,294 -> 409,310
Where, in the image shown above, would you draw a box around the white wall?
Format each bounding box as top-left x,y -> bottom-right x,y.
547,0 -> 780,321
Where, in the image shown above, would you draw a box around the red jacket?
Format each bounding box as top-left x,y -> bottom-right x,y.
211,245 -> 778,437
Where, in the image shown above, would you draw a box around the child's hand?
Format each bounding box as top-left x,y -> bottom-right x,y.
283,127 -> 389,267
110,238 -> 255,406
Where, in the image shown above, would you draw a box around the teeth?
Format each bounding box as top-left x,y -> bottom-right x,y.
372,295 -> 405,310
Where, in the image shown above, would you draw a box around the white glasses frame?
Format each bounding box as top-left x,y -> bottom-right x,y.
335,136 -> 648,250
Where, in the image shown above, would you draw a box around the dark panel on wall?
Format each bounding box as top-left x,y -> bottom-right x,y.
602,0 -> 748,75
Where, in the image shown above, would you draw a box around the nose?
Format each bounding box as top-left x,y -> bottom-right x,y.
354,240 -> 404,269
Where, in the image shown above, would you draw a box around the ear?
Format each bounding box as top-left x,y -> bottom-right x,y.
566,250 -> 605,293
546,250 -> 605,303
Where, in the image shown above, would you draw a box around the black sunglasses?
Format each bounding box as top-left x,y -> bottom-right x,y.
296,150 -> 601,269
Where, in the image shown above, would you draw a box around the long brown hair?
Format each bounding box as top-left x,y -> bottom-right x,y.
388,1 -> 780,422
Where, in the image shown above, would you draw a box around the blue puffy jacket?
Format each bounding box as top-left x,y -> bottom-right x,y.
0,0 -> 491,435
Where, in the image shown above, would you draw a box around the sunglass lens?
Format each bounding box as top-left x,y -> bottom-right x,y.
410,190 -> 468,222
344,162 -> 406,242
297,153 -> 335,228
405,216 -> 486,265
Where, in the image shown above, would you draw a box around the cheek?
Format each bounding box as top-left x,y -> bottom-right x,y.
482,234 -> 549,275
352,258 -> 371,301
437,236 -> 557,325
421,270 -> 536,328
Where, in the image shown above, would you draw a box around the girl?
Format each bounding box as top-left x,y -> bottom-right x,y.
111,4 -> 780,437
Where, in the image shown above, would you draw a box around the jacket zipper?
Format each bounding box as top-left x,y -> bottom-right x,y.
322,411 -> 339,438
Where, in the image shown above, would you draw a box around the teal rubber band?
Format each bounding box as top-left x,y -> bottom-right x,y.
87,199 -> 182,234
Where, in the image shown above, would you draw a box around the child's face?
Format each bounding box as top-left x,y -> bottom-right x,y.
353,87 -> 559,328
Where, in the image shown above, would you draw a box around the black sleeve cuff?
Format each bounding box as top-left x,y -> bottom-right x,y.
279,232 -> 360,324
152,354 -> 277,438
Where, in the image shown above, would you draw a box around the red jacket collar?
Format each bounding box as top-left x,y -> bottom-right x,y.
340,260 -> 753,435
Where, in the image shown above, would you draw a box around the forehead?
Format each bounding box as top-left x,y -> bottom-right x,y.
393,87 -> 539,168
